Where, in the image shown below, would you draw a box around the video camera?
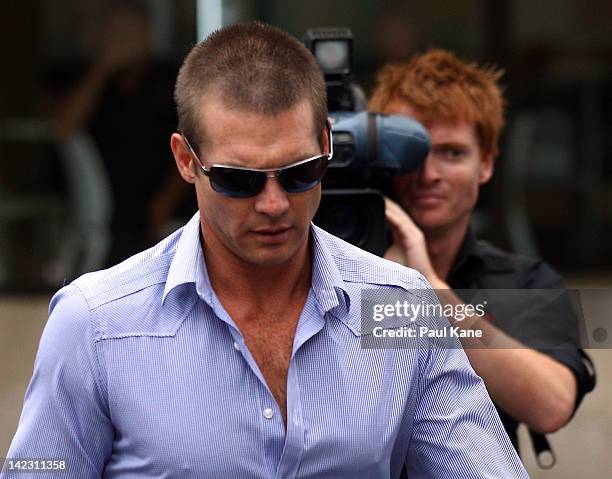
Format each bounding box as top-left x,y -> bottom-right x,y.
305,27 -> 430,256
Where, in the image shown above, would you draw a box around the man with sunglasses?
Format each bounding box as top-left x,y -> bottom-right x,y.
5,23 -> 527,477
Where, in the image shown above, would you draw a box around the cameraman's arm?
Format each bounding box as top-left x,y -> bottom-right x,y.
429,286 -> 576,434
384,198 -> 577,434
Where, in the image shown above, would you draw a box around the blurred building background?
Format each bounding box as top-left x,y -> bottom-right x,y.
0,0 -> 611,477
1,0 -> 611,288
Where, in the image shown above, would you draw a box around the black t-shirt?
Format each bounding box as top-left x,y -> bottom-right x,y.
447,229 -> 596,453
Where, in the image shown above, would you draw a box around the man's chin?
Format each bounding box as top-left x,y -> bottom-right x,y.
238,245 -> 301,269
232,227 -> 310,269
408,209 -> 450,232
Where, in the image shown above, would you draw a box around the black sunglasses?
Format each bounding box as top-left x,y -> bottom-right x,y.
181,128 -> 333,198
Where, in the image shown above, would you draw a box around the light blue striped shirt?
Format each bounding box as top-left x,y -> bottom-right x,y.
5,212 -> 527,478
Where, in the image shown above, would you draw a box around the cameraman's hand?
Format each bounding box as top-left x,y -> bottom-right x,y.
384,197 -> 441,284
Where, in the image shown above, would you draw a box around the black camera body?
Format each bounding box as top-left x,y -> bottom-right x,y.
305,28 -> 430,256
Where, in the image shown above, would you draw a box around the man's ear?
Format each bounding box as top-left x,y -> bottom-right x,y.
170,133 -> 198,184
321,120 -> 332,155
479,152 -> 494,185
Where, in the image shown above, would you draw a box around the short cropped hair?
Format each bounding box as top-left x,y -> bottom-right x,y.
174,21 -> 327,150
369,49 -> 504,158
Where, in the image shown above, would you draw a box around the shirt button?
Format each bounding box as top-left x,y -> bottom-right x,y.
263,408 -> 274,419
233,341 -> 240,351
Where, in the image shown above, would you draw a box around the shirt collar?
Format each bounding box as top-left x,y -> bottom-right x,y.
163,213 -> 350,313
309,224 -> 351,314
162,212 -> 207,304
447,227 -> 482,281
457,226 -> 480,261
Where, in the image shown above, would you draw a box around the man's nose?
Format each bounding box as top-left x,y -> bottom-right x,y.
254,177 -> 290,217
417,156 -> 442,185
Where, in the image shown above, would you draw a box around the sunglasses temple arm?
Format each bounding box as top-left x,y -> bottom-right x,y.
182,134 -> 208,174
327,120 -> 334,160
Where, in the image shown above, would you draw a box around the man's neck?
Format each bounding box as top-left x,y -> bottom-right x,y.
201,233 -> 312,312
424,218 -> 470,282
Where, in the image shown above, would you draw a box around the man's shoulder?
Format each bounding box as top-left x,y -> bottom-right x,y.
473,239 -> 563,288
312,225 -> 428,290
475,239 -> 536,268
56,226 -> 191,340
73,230 -> 181,306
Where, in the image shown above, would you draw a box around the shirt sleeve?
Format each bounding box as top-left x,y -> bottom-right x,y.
521,260 -> 596,412
406,344 -> 529,478
404,286 -> 529,478
3,285 -> 113,478
406,348 -> 529,479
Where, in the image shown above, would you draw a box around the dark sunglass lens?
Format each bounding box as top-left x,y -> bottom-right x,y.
210,167 -> 266,198
279,156 -> 328,193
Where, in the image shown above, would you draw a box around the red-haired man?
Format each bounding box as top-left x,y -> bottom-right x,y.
370,49 -> 595,454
